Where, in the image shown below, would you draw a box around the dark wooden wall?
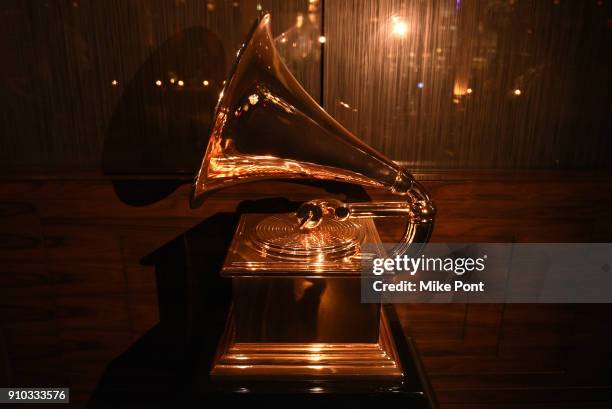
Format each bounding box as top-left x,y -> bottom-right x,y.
1,171 -> 612,407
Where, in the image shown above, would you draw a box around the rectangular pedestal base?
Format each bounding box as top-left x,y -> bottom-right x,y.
195,305 -> 438,408
211,306 -> 402,382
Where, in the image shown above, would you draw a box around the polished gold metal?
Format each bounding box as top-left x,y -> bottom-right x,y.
190,13 -> 436,256
210,213 -> 405,384
222,213 -> 384,275
212,215 -> 401,383
191,13 -> 436,388
212,305 -> 402,381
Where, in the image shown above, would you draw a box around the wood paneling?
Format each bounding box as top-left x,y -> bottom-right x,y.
1,171 -> 611,407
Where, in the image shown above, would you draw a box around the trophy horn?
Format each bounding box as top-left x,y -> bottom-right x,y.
191,14 -> 435,251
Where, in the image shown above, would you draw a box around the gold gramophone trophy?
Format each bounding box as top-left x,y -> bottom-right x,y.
191,14 -> 436,403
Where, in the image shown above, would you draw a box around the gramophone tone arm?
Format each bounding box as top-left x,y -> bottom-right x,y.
296,194 -> 434,257
296,199 -> 349,230
343,201 -> 434,223
296,196 -> 435,229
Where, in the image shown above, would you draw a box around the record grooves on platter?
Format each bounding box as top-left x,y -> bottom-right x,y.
248,214 -> 365,261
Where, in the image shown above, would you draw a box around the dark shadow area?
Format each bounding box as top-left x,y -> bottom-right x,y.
110,179 -> 191,207
88,197 -> 311,408
102,26 -> 225,206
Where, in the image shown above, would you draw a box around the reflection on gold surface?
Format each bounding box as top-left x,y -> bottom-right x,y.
195,15 -> 434,388
249,214 -> 364,262
192,13 -> 435,263
212,306 -> 402,381
222,214 -> 383,275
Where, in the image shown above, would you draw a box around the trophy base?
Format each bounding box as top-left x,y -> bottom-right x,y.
195,305 -> 437,408
210,306 -> 402,381
192,213 -> 437,407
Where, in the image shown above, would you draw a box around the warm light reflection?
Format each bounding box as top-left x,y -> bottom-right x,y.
417,82 -> 424,89
318,35 -> 326,44
111,80 -> 118,86
155,80 -> 162,87
514,88 -> 522,96
308,345 -> 323,353
293,280 -> 314,301
453,70 -> 470,95
466,88 -> 473,94
177,80 -> 185,87
169,78 -> 176,84
391,16 -> 408,37
248,94 -> 259,105
203,80 -> 210,86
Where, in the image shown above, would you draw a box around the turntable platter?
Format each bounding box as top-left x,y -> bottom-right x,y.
248,214 -> 365,261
